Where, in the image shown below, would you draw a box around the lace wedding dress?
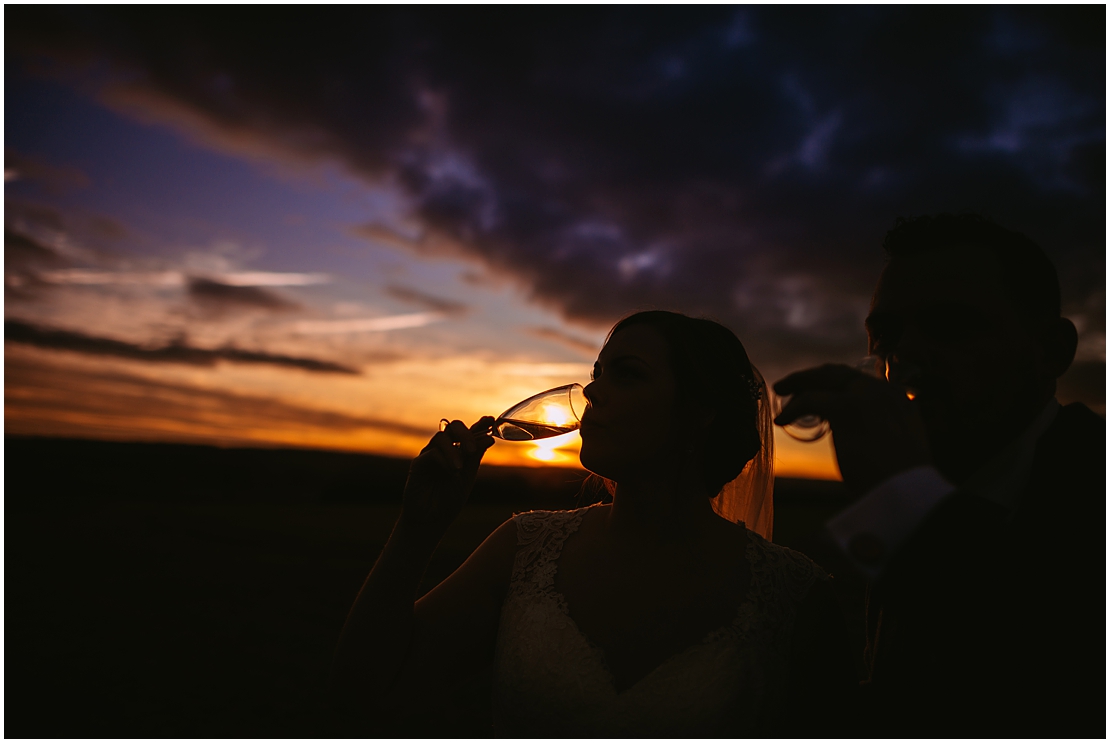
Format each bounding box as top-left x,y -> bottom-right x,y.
491,506 -> 829,737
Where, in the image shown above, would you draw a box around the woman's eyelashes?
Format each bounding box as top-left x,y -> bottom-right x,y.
591,360 -> 645,385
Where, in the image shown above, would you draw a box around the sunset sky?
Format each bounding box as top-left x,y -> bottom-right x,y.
5,6 -> 1104,478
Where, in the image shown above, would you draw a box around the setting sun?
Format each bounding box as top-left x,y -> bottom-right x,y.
539,402 -> 571,427
520,430 -> 581,465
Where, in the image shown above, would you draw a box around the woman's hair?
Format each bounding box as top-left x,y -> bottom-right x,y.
590,310 -> 774,535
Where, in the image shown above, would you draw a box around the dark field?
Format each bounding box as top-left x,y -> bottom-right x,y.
6,436 -> 852,737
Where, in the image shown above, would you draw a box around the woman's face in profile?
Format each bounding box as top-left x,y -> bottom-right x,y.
579,324 -> 680,482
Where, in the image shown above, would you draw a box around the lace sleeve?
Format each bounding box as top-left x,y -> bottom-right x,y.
506,509 -> 588,598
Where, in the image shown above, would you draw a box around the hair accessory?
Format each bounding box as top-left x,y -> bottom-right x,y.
746,374 -> 763,402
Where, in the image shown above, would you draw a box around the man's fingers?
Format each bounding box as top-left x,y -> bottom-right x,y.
775,390 -> 839,426
774,363 -> 861,396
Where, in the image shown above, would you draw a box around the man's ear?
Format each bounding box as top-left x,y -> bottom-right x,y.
1040,316 -> 1079,378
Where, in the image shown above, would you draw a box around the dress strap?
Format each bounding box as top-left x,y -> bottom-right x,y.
508,508 -> 591,595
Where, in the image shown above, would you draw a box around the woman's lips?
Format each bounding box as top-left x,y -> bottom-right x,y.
579,417 -> 605,433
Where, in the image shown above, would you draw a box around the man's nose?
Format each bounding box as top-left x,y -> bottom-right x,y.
887,338 -> 925,387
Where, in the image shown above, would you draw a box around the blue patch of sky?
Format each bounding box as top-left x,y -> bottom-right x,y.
5,76 -> 408,280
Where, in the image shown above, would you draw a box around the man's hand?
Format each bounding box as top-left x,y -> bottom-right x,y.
774,364 -> 933,494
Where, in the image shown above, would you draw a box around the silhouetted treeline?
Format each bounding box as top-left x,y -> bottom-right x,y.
6,435 -> 848,511
6,436 -> 592,508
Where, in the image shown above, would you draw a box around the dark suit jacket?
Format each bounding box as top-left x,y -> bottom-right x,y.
832,403 -> 1105,738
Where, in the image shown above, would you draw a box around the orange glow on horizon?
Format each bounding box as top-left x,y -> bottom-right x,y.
773,429 -> 842,480
4,344 -> 842,478
522,430 -> 580,465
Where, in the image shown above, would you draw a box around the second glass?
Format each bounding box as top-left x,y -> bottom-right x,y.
774,355 -> 888,442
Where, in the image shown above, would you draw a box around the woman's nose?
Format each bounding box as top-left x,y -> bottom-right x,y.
583,380 -> 599,407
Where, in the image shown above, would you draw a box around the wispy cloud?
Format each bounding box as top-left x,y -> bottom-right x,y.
524,326 -> 599,355
39,269 -> 183,286
5,200 -> 66,232
215,271 -> 330,286
292,312 -> 444,334
36,269 -> 330,287
385,284 -> 468,316
5,319 -> 359,374
5,356 -> 429,446
4,148 -> 91,192
500,362 -> 592,378
186,277 -> 300,312
5,229 -> 63,267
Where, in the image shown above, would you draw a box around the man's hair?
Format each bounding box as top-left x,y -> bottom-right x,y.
882,213 -> 1061,323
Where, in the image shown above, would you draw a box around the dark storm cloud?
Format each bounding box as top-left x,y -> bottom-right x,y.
186,277 -> 300,312
384,284 -> 468,316
5,319 -> 360,375
7,6 -> 1104,372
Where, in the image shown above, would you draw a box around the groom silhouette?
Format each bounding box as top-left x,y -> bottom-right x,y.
775,213 -> 1105,737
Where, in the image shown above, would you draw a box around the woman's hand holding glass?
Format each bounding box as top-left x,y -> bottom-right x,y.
402,417 -> 496,530
403,384 -> 587,530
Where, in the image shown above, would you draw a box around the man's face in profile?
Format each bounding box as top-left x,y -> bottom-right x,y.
866,245 -> 1046,471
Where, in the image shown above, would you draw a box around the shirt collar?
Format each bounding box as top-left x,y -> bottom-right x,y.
962,398 -> 1061,509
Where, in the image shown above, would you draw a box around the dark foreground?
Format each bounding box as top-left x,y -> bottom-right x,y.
6,436 -> 851,737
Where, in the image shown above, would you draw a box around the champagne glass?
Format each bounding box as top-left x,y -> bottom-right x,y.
773,355 -> 889,442
440,383 -> 588,441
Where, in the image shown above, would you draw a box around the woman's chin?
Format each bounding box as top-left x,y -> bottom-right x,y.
578,447 -> 615,482
580,442 -> 677,484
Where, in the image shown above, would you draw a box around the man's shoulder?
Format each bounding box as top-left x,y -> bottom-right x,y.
1023,402 -> 1104,530
1053,401 -> 1104,437
1034,402 -> 1104,478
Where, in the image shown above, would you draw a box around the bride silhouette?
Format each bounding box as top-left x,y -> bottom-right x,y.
332,310 -> 856,736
